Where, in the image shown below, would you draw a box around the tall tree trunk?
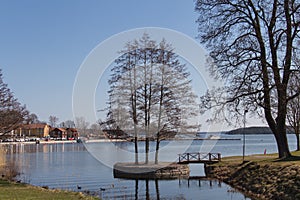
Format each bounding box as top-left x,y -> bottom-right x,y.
265,103 -> 291,158
132,54 -> 138,165
155,66 -> 165,164
274,130 -> 291,158
296,132 -> 300,151
134,125 -> 138,164
155,139 -> 160,164
144,83 -> 149,164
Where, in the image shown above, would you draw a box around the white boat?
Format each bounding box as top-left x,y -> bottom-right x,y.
207,135 -> 221,140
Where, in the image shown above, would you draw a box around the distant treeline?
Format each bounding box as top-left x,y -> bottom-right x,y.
226,126 -> 295,135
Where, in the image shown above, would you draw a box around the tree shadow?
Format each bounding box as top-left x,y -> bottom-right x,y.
273,155 -> 300,162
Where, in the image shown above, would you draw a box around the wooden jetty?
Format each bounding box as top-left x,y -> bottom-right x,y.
178,152 -> 221,164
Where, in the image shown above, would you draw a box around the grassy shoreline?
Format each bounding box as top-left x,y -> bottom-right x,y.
205,151 -> 300,200
0,179 -> 99,200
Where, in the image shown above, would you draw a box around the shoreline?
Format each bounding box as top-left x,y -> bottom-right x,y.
0,136 -> 242,145
0,179 -> 98,200
0,140 -> 78,145
205,151 -> 300,200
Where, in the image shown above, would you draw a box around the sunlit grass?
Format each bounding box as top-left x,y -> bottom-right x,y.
219,150 -> 300,166
0,179 -> 99,200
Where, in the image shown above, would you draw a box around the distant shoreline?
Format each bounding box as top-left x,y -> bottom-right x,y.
0,140 -> 78,145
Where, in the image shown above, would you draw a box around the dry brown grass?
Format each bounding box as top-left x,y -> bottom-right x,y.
0,179 -> 99,200
220,151 -> 300,166
208,151 -> 300,200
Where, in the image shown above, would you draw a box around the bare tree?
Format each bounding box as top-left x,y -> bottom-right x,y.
287,72 -> 300,151
108,41 -> 140,163
0,69 -> 28,134
153,39 -> 199,164
49,115 -> 59,127
75,117 -> 90,137
24,113 -> 39,124
89,123 -> 103,137
61,120 -> 75,128
195,0 -> 300,158
107,34 -> 199,164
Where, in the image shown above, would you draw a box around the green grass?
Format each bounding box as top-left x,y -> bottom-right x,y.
0,179 -> 99,200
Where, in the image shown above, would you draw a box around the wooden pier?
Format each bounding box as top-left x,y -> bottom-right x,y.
178,152 -> 221,164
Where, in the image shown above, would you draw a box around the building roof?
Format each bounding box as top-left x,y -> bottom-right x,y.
66,128 -> 78,132
20,123 -> 49,129
50,127 -> 66,132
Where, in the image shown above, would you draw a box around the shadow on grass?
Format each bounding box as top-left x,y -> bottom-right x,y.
273,155 -> 300,162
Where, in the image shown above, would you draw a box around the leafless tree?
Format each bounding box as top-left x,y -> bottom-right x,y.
0,69 -> 28,134
287,71 -> 300,151
75,116 -> 90,137
107,34 -> 199,164
153,39 -> 199,164
195,0 -> 300,158
24,113 -> 39,124
49,115 -> 59,127
61,120 -> 75,128
109,40 -> 140,163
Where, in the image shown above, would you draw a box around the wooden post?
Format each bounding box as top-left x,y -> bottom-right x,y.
208,153 -> 211,161
218,153 -> 221,161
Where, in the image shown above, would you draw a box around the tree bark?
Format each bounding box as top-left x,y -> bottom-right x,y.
297,133 -> 300,151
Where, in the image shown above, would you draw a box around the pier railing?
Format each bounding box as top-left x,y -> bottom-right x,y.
178,152 -> 221,164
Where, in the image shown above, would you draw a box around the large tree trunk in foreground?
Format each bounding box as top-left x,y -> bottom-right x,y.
195,0 -> 299,160
274,130 -> 291,158
267,108 -> 291,158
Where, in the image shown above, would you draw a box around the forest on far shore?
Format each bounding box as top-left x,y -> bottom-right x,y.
226,126 -> 295,135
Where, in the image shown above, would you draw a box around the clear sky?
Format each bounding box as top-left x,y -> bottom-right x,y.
0,0 -> 265,130
0,0 -> 198,122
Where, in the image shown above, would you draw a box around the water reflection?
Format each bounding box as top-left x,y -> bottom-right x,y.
2,142 -> 85,154
98,178 -> 249,200
1,142 -> 258,199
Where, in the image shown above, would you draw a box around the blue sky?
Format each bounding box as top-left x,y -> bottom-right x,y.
0,0 -> 198,123
0,0 -> 265,130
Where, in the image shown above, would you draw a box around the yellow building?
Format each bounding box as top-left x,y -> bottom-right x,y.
15,123 -> 51,138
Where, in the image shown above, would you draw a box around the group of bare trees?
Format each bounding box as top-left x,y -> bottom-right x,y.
195,0 -> 300,158
104,34 -> 199,164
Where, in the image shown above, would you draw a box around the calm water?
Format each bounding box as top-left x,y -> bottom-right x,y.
3,134 -> 297,200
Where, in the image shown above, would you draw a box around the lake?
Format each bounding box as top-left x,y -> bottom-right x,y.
3,134 -> 297,199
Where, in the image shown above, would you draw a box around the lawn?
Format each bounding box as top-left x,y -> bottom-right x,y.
0,179 -> 99,200
220,150 -> 300,166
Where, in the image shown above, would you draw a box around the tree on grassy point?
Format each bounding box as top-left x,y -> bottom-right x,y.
106,34 -> 199,164
108,41 -> 140,163
196,0 -> 300,158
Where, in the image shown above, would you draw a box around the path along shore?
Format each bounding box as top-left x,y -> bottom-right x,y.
205,151 -> 300,200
